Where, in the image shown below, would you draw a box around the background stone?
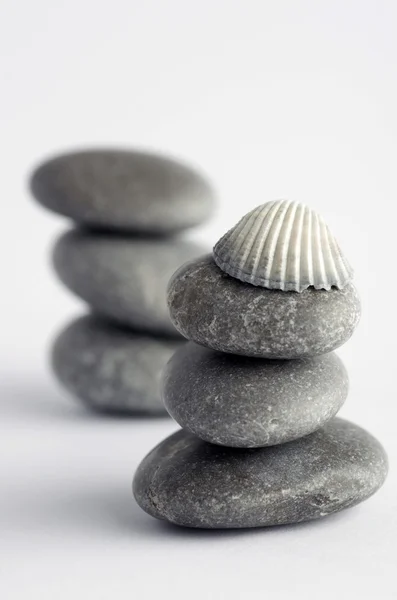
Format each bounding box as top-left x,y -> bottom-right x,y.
30,149 -> 215,234
53,229 -> 205,336
52,314 -> 183,415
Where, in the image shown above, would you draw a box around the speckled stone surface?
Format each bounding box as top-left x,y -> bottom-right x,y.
163,342 -> 348,447
30,149 -> 215,233
53,230 -> 205,336
168,254 -> 361,358
133,418 -> 388,528
52,315 -> 183,415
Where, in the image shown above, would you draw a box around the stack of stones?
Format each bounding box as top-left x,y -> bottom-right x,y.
134,200 -> 388,528
30,149 -> 215,415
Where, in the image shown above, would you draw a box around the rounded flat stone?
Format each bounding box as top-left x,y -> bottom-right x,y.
30,149 -> 215,234
163,342 -> 348,447
168,255 -> 361,358
53,230 -> 204,336
133,418 -> 388,528
52,315 -> 183,415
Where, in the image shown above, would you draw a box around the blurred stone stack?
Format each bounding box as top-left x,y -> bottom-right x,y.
30,149 -> 215,415
133,200 -> 388,528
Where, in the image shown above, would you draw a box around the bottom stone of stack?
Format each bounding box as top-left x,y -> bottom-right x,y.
52,315 -> 184,415
133,418 -> 388,528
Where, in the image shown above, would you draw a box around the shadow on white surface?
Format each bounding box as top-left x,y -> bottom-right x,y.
2,370 -> 394,600
6,473 -> 358,541
154,505 -> 360,539
1,375 -> 364,544
0,370 -> 391,595
0,377 -> 170,424
1,379 -> 86,421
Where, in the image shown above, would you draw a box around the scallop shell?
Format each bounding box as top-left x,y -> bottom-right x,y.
213,200 -> 353,292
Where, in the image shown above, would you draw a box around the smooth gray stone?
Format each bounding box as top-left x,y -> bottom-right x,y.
52,315 -> 183,415
163,343 -> 348,447
30,149 -> 215,233
168,255 -> 361,358
133,418 -> 388,528
53,230 -> 204,336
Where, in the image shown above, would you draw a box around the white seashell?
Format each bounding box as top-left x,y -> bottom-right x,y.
213,200 -> 353,292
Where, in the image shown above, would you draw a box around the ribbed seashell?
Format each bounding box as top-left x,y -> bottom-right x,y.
213,200 -> 353,292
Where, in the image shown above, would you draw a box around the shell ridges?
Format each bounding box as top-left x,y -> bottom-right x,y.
213,200 -> 353,292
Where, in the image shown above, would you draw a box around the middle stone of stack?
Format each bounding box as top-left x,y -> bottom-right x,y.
163,345 -> 348,448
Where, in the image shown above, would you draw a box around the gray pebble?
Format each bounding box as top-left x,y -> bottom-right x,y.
133,418 -> 388,528
52,315 -> 183,415
53,230 -> 205,336
163,342 -> 348,447
168,255 -> 361,358
30,149 -> 215,234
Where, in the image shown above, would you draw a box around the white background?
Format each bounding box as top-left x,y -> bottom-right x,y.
1,1 -> 396,598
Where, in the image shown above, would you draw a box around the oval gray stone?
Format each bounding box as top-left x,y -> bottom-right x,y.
30,149 -> 215,234
52,315 -> 183,415
53,230 -> 205,336
168,255 -> 361,358
163,342 -> 348,447
133,418 -> 388,528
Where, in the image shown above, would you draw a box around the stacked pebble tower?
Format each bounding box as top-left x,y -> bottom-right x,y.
134,200 -> 388,528
30,149 -> 215,415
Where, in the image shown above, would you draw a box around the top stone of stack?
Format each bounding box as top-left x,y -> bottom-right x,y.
30,149 -> 215,235
168,200 -> 361,358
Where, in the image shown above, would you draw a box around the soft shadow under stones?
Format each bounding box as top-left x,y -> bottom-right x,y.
2,378 -> 170,423
1,379 -> 360,540
52,484 -> 356,541
141,507 -> 356,540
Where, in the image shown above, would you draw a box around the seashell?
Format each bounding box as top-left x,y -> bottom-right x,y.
213,200 -> 353,292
